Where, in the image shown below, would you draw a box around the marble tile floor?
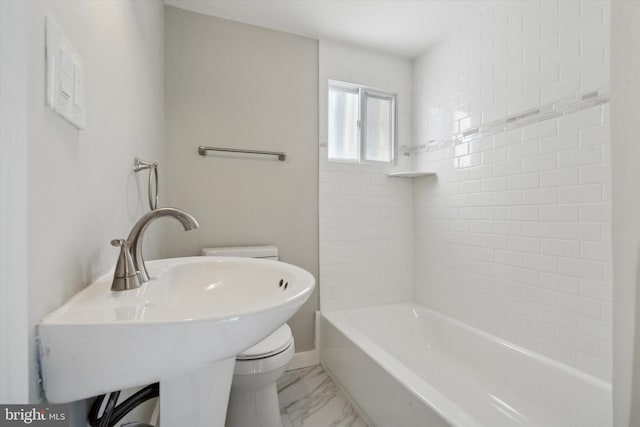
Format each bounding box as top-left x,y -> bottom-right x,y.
277,365 -> 369,427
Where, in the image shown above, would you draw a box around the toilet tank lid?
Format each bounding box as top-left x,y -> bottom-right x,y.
201,245 -> 278,258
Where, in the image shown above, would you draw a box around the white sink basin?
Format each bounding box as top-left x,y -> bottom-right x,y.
38,256 -> 315,404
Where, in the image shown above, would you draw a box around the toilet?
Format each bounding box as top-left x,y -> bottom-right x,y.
201,246 -> 294,427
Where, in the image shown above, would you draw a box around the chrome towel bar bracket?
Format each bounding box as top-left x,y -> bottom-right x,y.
133,158 -> 158,211
198,145 -> 286,161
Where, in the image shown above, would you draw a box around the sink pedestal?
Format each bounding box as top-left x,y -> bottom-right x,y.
160,357 -> 236,427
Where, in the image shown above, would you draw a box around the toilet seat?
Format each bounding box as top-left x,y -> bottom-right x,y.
237,324 -> 293,360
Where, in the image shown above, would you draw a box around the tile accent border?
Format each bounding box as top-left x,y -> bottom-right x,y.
411,87 -> 610,156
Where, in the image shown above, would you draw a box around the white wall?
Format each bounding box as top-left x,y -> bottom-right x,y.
413,0 -> 612,380
610,1 -> 640,424
163,7 -> 319,352
319,40 -> 414,311
25,0 -> 165,412
0,0 -> 29,404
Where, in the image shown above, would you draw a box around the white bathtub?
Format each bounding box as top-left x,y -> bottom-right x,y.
320,303 -> 612,427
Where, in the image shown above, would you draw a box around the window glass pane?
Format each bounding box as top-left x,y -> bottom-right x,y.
328,86 -> 359,161
364,94 -> 393,162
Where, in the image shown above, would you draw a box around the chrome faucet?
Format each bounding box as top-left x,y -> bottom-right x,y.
111,207 -> 199,290
127,207 -> 199,283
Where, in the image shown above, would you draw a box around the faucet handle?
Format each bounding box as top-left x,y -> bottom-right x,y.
111,239 -> 141,291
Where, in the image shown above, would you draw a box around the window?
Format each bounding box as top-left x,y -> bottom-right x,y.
328,80 -> 396,163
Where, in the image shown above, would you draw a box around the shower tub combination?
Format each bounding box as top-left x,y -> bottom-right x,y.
320,303 -> 612,427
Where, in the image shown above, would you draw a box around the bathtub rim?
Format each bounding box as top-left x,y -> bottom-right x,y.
322,305 -> 480,427
321,302 -> 612,427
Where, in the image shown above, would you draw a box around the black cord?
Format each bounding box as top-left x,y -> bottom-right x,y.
88,383 -> 159,427
99,391 -> 120,427
108,383 -> 159,427
88,394 -> 106,426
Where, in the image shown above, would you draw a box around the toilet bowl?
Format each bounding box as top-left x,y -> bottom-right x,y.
226,324 -> 294,427
201,246 -> 294,427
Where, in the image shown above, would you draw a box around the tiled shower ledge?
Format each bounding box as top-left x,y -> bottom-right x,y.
387,171 -> 436,178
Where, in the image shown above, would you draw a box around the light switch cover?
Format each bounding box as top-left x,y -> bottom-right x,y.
45,15 -> 86,130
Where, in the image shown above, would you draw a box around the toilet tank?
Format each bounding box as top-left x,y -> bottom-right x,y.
201,245 -> 278,261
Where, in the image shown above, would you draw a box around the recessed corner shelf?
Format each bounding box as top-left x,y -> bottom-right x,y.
387,171 -> 436,178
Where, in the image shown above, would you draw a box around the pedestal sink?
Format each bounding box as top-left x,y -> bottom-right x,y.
37,256 -> 315,426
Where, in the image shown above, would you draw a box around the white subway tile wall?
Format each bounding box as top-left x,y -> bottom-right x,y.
413,0 -> 611,380
319,40 -> 414,311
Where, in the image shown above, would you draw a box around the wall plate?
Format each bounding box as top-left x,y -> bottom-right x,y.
45,15 -> 86,130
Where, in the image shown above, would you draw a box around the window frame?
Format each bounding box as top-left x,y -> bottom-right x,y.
328,80 -> 397,165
